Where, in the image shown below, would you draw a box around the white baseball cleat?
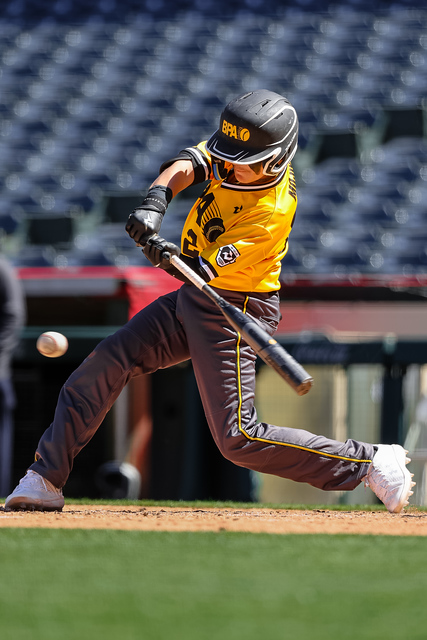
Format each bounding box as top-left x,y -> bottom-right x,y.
364,444 -> 415,514
5,470 -> 64,512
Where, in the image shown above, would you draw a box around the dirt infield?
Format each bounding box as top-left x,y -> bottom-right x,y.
1,504 -> 427,535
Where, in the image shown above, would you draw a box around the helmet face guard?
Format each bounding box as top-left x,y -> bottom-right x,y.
206,90 -> 299,177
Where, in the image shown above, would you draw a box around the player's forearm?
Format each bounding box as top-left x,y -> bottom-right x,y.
126,159 -> 196,245
150,160 -> 194,198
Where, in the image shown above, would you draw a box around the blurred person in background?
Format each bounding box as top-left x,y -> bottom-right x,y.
0,254 -> 25,497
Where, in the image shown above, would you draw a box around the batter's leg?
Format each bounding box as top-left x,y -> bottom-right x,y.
30,289 -> 190,489
178,284 -> 374,492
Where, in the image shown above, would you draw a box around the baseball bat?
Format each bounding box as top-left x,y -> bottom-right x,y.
170,254 -> 313,396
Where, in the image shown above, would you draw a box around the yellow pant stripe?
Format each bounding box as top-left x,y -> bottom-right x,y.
235,296 -> 248,436
235,298 -> 372,465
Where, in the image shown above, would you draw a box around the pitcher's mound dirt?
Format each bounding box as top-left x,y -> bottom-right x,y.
1,504 -> 427,535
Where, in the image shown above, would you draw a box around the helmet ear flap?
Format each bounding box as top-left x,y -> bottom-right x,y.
269,154 -> 288,176
275,155 -> 288,170
262,149 -> 284,176
263,136 -> 298,176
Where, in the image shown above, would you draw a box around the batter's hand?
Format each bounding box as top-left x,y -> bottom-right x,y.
125,185 -> 172,246
143,235 -> 180,268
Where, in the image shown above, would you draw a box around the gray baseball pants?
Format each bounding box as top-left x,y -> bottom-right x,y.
30,283 -> 375,491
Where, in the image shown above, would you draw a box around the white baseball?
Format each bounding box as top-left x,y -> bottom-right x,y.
36,331 -> 68,358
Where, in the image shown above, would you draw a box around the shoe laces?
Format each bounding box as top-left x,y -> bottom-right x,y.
22,470 -> 61,494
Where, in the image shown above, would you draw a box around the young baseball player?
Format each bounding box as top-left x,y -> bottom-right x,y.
5,90 -> 414,513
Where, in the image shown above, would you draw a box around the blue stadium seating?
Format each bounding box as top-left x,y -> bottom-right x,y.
0,0 -> 426,277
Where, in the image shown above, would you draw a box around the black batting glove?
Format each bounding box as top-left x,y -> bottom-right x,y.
143,235 -> 180,269
125,185 -> 172,246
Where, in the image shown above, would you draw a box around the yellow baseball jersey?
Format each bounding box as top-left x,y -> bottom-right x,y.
180,141 -> 297,292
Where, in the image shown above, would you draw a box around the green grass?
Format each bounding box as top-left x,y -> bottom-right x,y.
0,529 -> 426,640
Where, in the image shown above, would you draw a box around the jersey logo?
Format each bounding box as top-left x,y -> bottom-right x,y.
216,244 -> 240,267
233,206 -> 243,214
222,119 -> 250,141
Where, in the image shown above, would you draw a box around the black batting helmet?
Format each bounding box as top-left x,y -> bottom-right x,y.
206,89 -> 298,177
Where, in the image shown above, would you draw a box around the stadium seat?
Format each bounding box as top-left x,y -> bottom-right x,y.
1,2 -> 427,275
10,245 -> 58,268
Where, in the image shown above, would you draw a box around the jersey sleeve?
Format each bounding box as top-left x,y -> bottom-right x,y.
159,140 -> 235,186
159,142 -> 213,185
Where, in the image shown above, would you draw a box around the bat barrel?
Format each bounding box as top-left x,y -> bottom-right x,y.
170,255 -> 313,396
258,340 -> 313,396
219,302 -> 313,395
295,378 -> 314,396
